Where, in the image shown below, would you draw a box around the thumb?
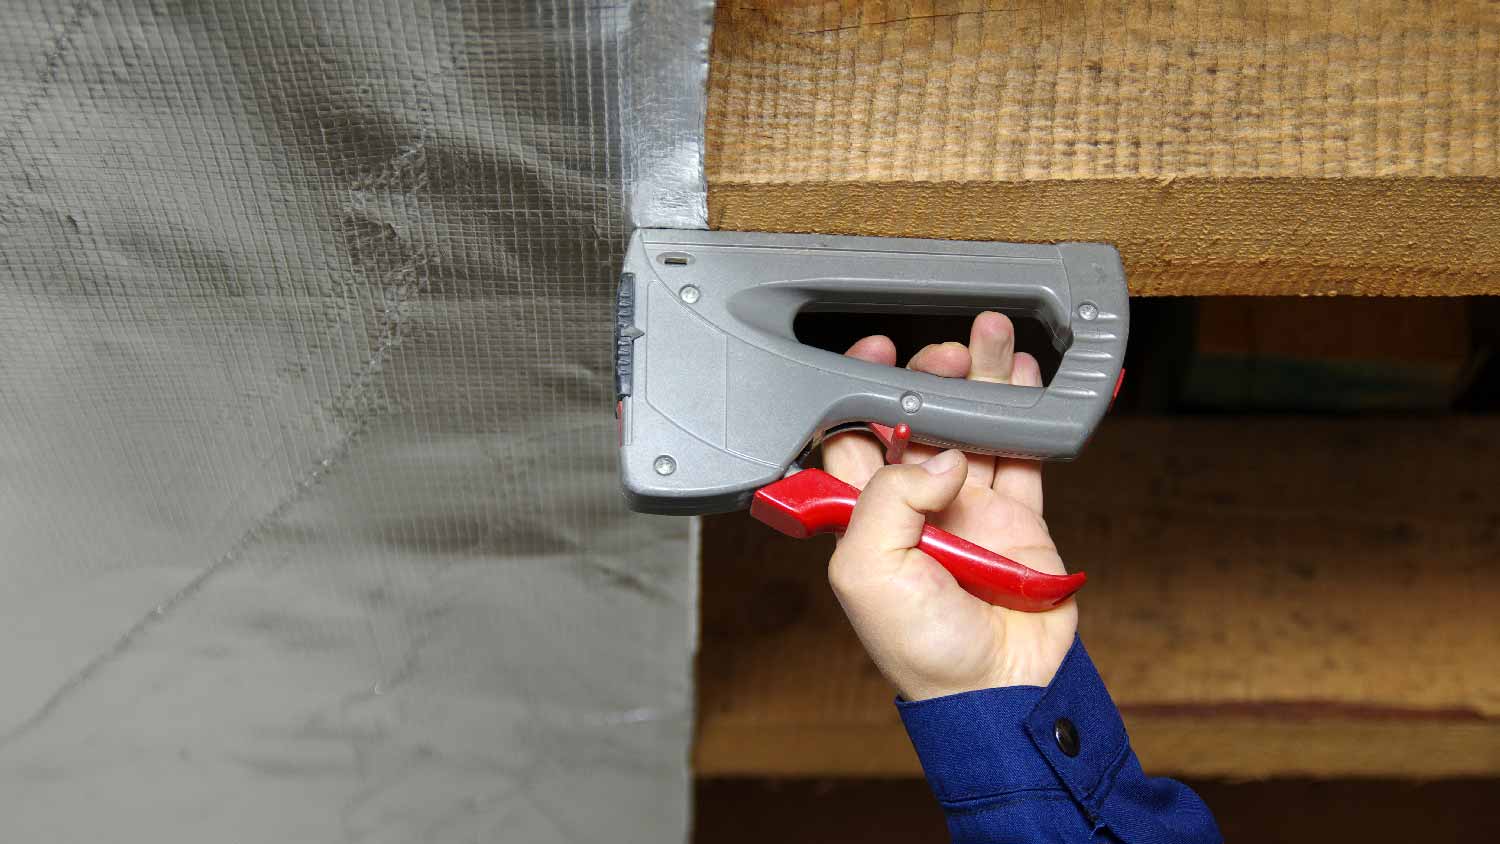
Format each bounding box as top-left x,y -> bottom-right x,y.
836,450 -> 967,568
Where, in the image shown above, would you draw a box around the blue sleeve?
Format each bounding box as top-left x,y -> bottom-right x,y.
896,636 -> 1221,844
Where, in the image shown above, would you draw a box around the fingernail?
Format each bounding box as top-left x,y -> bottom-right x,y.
922,449 -> 963,475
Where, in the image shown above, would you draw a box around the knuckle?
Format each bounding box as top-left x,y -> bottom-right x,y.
859,463 -> 902,496
874,462 -> 922,486
826,549 -> 860,594
860,464 -> 926,506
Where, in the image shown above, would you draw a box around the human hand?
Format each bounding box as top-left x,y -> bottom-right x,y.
822,312 -> 1077,701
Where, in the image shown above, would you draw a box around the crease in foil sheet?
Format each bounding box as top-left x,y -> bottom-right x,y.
0,1 -> 713,842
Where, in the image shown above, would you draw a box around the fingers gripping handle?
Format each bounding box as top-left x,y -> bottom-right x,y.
757,242 -> 1128,461
750,469 -> 1085,612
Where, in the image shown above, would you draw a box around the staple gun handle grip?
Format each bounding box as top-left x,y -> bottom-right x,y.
750,469 -> 1085,613
720,239 -> 1129,462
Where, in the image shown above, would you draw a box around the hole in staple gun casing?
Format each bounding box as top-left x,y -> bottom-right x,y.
793,309 -> 1062,386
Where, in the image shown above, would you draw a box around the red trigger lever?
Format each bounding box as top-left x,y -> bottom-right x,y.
867,422 -> 911,463
749,425 -> 1086,613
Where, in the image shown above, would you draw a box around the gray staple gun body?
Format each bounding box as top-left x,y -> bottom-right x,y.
616,229 -> 1129,515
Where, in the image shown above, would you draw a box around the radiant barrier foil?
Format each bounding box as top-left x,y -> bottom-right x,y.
0,1 -> 711,840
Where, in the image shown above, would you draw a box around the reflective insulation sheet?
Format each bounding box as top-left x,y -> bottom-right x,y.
0,1 -> 710,841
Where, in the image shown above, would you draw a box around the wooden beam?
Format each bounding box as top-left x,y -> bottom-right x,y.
696,418 -> 1500,778
706,1 -> 1500,296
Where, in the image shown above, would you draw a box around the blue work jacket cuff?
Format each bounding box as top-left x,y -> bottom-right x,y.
895,635 -> 1130,818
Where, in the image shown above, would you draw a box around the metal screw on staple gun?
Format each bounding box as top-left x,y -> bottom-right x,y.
653,455 -> 677,475
679,285 -> 700,304
900,392 -> 922,413
1077,301 -> 1099,321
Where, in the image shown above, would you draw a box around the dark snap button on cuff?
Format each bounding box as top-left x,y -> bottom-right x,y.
1054,717 -> 1080,757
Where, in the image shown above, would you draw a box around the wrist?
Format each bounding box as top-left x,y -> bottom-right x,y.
895,613 -> 1076,700
899,663 -> 1052,701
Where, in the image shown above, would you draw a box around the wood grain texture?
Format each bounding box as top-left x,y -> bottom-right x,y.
696,418 -> 1500,778
706,1 -> 1500,295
